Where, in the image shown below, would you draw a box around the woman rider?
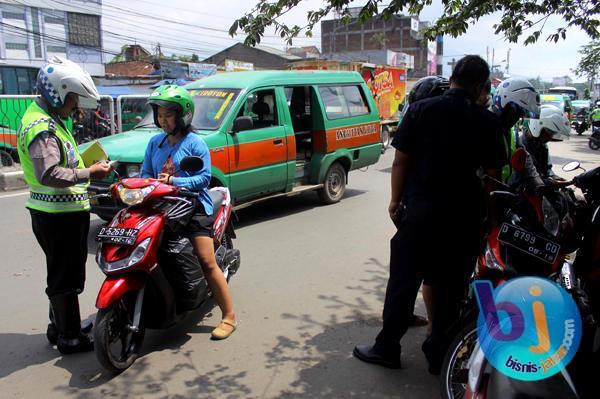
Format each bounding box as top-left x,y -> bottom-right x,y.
141,85 -> 237,339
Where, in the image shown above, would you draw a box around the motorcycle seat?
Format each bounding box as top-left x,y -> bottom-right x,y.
209,190 -> 224,210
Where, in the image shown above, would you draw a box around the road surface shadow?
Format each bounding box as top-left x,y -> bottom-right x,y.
260,256 -> 439,399
0,332 -> 62,379
0,299 -> 240,398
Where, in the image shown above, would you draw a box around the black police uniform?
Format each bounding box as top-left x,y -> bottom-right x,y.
374,88 -> 507,371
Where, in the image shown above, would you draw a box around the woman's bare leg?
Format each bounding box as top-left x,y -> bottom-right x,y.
191,236 -> 236,332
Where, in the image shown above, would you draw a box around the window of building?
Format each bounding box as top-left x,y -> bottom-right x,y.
47,46 -> 67,53
67,12 -> 101,47
31,8 -> 43,58
318,85 -> 370,119
2,4 -> 25,20
44,16 -> 64,24
4,30 -> 28,51
0,67 -> 37,94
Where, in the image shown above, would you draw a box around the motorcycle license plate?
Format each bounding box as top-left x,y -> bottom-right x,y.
497,223 -> 560,264
97,227 -> 139,245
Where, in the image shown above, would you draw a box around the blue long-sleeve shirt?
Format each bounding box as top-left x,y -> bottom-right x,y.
141,132 -> 213,215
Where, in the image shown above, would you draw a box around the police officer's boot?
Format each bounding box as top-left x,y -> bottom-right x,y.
47,304 -> 58,345
50,293 -> 94,354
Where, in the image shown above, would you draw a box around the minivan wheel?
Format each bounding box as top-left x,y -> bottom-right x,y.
318,162 -> 346,204
380,125 -> 391,153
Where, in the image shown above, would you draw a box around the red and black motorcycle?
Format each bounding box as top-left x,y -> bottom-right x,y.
92,156 -> 240,372
442,158 -> 600,399
440,149 -> 586,398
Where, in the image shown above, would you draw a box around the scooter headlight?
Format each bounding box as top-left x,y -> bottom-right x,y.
117,184 -> 155,206
97,237 -> 152,272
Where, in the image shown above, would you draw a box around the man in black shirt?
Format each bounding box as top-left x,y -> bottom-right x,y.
354,55 -> 506,373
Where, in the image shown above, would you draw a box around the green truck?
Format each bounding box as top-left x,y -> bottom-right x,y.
83,70 -> 383,220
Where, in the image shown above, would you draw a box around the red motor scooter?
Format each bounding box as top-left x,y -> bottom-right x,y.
92,156 -> 240,372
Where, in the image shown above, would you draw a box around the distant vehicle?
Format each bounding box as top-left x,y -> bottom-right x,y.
540,94 -> 573,121
547,86 -> 578,100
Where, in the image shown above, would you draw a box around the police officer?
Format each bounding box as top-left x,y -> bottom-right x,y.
353,55 -> 506,373
17,57 -> 111,354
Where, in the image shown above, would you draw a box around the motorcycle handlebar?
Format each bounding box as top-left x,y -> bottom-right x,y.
177,189 -> 198,199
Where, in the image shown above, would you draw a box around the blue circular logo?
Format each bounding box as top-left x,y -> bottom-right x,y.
474,277 -> 582,381
47,66 -> 54,74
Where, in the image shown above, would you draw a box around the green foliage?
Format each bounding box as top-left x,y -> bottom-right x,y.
230,0 -> 599,46
573,40 -> 600,85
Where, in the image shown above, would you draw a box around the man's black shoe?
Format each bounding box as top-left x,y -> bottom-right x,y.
353,344 -> 401,369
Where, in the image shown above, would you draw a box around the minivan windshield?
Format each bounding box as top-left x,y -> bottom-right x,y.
135,89 -> 240,131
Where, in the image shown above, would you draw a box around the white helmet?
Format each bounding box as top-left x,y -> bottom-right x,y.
493,78 -> 540,118
36,56 -> 100,109
528,104 -> 570,141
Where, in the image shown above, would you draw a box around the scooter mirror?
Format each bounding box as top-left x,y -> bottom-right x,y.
562,161 -> 581,172
180,156 -> 204,172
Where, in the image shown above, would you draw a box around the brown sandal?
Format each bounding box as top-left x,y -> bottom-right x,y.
211,319 -> 237,340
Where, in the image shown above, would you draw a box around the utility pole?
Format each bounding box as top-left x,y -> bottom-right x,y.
506,48 -> 511,75
491,48 -> 495,75
486,46 -> 489,65
447,58 -> 456,74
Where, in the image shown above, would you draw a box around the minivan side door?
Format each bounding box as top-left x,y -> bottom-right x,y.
226,87 -> 288,202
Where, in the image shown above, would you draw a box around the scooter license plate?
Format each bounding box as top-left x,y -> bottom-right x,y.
97,227 -> 139,245
497,223 -> 560,264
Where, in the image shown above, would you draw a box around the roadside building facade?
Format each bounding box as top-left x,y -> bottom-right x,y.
0,0 -> 105,94
321,9 -> 443,78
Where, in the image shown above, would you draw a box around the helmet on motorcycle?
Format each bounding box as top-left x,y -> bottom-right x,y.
528,104 -> 570,141
147,85 -> 194,134
36,56 -> 100,109
493,78 -> 540,118
408,76 -> 450,104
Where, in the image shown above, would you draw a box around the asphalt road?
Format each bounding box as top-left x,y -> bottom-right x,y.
0,133 -> 597,398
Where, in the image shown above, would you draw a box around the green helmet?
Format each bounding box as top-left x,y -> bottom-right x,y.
147,85 -> 194,133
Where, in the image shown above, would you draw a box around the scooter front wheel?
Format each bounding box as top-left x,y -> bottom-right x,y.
94,291 -> 145,373
440,320 -> 478,399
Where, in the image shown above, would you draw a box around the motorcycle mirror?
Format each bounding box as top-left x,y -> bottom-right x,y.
179,156 -> 204,172
510,147 -> 527,174
562,161 -> 581,172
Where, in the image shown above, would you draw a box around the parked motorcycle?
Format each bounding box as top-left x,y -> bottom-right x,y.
446,161 -> 600,399
93,156 -> 240,372
440,149 -> 584,398
589,122 -> 600,150
572,114 -> 589,135
74,109 -> 114,144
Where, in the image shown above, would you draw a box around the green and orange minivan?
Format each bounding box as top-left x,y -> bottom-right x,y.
83,70 -> 382,219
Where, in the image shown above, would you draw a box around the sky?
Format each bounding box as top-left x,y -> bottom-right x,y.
96,0 -> 593,83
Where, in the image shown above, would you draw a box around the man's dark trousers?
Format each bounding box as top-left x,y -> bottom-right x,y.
374,219 -> 476,369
